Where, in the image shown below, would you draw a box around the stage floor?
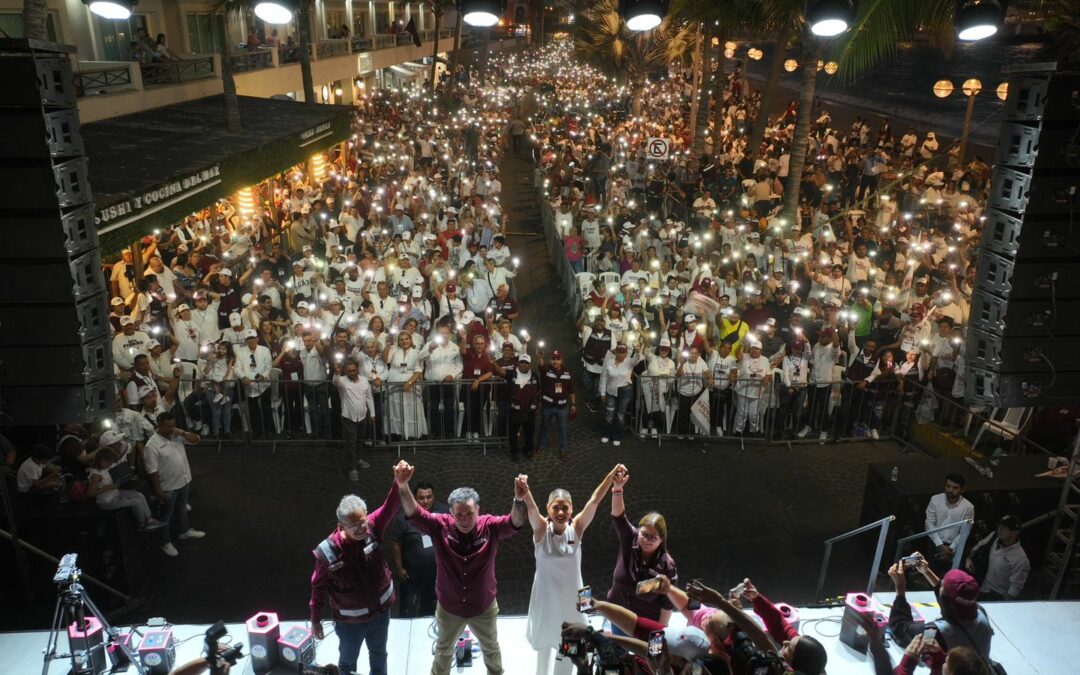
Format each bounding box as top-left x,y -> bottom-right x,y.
2,592 -> 1075,674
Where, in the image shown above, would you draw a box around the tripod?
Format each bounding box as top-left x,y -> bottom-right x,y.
42,557 -> 146,675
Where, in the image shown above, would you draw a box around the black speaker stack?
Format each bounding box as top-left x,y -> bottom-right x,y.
966,63 -> 1080,407
0,39 -> 113,423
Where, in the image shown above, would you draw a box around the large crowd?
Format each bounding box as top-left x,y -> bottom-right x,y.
3,35 -> 1029,675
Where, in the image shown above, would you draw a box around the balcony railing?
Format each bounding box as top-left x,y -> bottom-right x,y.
373,34 -> 395,49
140,56 -> 217,86
350,35 -> 373,51
229,48 -> 275,72
439,27 -> 455,38
395,33 -> 412,46
315,38 -> 350,59
74,64 -> 134,96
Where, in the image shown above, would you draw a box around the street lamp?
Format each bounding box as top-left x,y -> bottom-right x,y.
83,0 -> 136,19
461,0 -> 502,27
784,59 -> 798,72
806,0 -> 854,37
932,78 -> 982,163
956,0 -> 1003,41
620,0 -> 668,32
253,0 -> 293,23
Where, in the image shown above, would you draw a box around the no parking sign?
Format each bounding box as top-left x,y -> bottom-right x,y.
645,137 -> 670,160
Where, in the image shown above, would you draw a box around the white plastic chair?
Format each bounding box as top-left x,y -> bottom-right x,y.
576,271 -> 596,299
972,407 -> 1031,451
599,271 -> 621,291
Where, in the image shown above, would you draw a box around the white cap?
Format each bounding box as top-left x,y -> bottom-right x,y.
110,297 -> 124,307
242,293 -> 253,305
99,430 -> 125,447
119,316 -> 134,326
147,339 -> 161,350
684,313 -> 697,322
229,312 -> 243,326
219,268 -> 232,277
659,338 -> 672,348
297,301 -> 309,309
244,329 -> 258,339
412,286 -> 423,298
137,385 -> 156,399
766,317 -> 777,326
177,304 -> 191,312
462,310 -> 476,323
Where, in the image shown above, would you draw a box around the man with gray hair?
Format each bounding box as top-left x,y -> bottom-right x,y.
400,473 -> 530,675
309,460 -> 414,675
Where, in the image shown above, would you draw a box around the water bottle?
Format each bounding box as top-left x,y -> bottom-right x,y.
890,466 -> 899,482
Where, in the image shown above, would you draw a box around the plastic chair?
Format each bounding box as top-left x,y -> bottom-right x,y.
599,271 -> 621,291
972,407 -> 1031,451
576,271 -> 596,299
269,368 -> 283,435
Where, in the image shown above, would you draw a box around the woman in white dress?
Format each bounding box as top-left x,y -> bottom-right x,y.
383,330 -> 428,439
522,464 -> 625,675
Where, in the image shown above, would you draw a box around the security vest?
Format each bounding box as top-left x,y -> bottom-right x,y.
312,529 -> 395,623
582,328 -> 612,366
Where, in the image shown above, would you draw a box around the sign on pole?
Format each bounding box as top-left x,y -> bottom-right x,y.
645,137 -> 670,160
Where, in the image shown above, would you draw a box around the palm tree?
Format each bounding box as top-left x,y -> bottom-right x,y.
572,0 -> 696,95
221,43 -> 243,132
21,0 -> 47,40
687,22 -> 718,175
425,1 -> 449,90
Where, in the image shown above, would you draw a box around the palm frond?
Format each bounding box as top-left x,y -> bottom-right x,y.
828,0 -> 955,83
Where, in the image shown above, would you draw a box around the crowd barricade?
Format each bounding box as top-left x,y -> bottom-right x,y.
631,374 -> 903,447
160,375 -> 509,450
540,198 -> 585,320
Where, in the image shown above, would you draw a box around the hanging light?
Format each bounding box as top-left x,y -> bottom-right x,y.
236,187 -> 257,217
932,79 -> 954,98
806,0 -> 854,37
816,59 -> 825,71
84,0 -> 137,19
784,59 -> 798,72
253,1 -> 293,24
824,61 -> 838,75
996,81 -> 1008,101
321,85 -> 330,102
335,86 -> 344,97
311,153 -> 328,182
461,0 -> 502,27
747,48 -> 763,60
956,0 -> 1001,41
962,78 -> 983,96
724,41 -> 737,51
620,0 -> 668,32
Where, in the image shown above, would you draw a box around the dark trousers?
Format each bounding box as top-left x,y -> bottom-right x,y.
399,576 -> 438,618
335,610 -> 390,675
427,384 -> 458,439
248,392 -> 273,438
303,382 -> 331,436
508,409 -> 535,457
809,386 -> 832,432
779,386 -> 808,434
677,392 -> 700,433
710,388 -> 732,431
282,385 -> 304,434
466,385 -> 486,434
342,417 -> 369,465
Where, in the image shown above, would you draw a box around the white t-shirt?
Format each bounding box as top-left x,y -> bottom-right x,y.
16,458 -> 43,493
143,433 -> 192,491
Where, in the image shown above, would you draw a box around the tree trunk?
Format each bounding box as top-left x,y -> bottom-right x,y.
429,10 -> 441,90
298,1 -> 316,104
221,47 -> 242,133
748,23 -> 792,158
688,24 -> 715,176
686,24 -> 704,158
779,44 -> 820,228
449,10 -> 463,88
479,29 -> 490,87
22,0 -> 48,40
710,31 -> 727,166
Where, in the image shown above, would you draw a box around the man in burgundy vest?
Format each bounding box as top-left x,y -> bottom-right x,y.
309,461 -> 413,675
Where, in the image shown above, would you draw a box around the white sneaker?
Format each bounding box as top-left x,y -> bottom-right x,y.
650,428 -> 658,437
213,393 -> 225,404
613,440 -> 621,446
186,503 -> 192,512
715,427 -> 724,436
819,431 -> 828,441
798,426 -> 811,438
600,437 -> 610,443
178,529 -> 205,540
870,429 -> 880,440
162,543 -> 179,557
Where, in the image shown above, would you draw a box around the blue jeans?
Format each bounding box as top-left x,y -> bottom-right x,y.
603,386 -> 632,440
538,404 -> 569,453
158,482 -> 190,544
335,610 -> 390,675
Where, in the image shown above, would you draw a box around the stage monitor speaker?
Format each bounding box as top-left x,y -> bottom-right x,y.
1002,71 -> 1080,123
0,39 -> 112,425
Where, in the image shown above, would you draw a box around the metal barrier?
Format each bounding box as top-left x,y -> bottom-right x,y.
74,65 -> 133,96
816,515 -> 895,601
131,375 -> 508,451
893,518 -> 973,572
540,199 -> 586,320
631,374 -> 900,447
229,49 -> 274,72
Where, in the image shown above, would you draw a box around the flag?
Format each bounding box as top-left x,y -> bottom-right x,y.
406,18 -> 421,47
690,388 -> 711,435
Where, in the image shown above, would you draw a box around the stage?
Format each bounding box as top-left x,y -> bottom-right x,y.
2,593 -> 1075,674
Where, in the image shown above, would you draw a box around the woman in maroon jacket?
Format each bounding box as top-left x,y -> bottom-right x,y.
606,467 -> 678,629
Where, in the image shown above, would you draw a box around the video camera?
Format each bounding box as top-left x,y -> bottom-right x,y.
558,626 -> 635,675
53,553 -> 80,586
204,621 -> 244,675
730,631 -> 786,675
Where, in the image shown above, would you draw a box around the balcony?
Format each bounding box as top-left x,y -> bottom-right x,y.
73,31 -> 466,123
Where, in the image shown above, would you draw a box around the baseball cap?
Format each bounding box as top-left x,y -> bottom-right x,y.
412,286 -> 423,298
177,303 -> 191,312
659,338 -> 672,348
766,317 -> 777,326
446,283 -> 457,293
940,569 -> 980,620
518,353 -> 532,363
219,268 -> 232,277
502,341 -> 514,350
119,316 -> 134,326
550,349 -> 563,359
297,301 -> 309,309
241,293 -> 253,305
684,313 -> 697,322
137,386 -> 156,400
663,626 -> 709,661
244,329 -> 258,339
99,430 -> 125,447
146,340 -> 160,350
110,297 -> 124,307
229,313 -> 243,326
462,310 -> 476,323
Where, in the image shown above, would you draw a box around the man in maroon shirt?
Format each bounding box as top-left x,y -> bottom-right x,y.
309,460 -> 413,675
460,333 -> 495,439
401,472 -> 529,675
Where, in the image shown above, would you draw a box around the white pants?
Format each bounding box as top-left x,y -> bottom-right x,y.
536,646 -> 574,675
734,393 -> 761,432
98,490 -> 152,522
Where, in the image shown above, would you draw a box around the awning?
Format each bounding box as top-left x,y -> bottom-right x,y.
81,95 -> 353,255
388,64 -> 423,78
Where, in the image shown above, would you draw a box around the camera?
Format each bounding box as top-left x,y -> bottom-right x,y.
558,627 -> 635,675
205,621 -> 244,674
731,631 -> 786,675
53,553 -> 80,586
